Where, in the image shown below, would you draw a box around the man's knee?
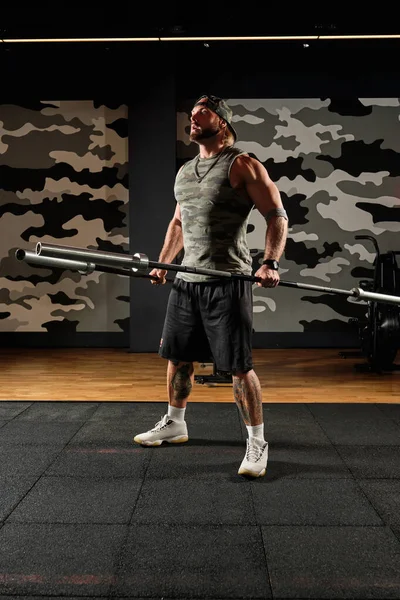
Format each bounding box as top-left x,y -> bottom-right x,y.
232,367 -> 254,378
170,360 -> 193,370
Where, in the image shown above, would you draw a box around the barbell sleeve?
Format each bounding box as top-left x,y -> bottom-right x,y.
36,242 -> 149,272
15,249 -> 96,274
351,287 -> 400,306
16,249 -> 159,280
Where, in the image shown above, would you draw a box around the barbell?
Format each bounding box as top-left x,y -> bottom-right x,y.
14,242 -> 400,307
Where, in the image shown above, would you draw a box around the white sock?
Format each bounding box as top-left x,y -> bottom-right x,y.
246,424 -> 265,444
168,405 -> 186,422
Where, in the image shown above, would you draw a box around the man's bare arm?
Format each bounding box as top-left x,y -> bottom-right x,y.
231,155 -> 288,287
233,155 -> 287,257
262,212 -> 287,264
158,203 -> 184,264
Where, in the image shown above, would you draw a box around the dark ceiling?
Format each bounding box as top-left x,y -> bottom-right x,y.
0,4 -> 398,38
1,3 -> 399,92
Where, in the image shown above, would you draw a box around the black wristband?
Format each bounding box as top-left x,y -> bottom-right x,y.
262,259 -> 279,270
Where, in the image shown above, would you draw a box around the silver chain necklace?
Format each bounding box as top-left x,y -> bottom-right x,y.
193,148 -> 226,182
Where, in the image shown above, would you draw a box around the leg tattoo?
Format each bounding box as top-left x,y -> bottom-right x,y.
168,361 -> 194,408
232,369 -> 263,426
233,377 -> 251,424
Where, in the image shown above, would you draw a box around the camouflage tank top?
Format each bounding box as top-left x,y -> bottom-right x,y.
174,145 -> 254,282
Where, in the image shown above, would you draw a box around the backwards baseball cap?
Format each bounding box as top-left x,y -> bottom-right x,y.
194,94 -> 237,142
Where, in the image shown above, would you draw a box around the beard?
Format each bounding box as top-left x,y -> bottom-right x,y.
190,125 -> 221,142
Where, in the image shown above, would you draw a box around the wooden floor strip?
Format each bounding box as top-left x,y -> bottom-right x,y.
0,348 -> 398,403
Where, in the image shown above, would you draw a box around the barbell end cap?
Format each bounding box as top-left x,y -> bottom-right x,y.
78,262 -> 96,275
15,249 -> 25,261
351,287 -> 366,302
132,252 -> 149,273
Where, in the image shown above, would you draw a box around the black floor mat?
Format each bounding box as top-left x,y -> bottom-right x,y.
0,400 -> 399,599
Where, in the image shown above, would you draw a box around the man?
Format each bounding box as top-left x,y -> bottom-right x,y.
133,94 -> 288,478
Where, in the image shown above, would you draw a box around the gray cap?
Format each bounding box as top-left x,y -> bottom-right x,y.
194,94 -> 237,141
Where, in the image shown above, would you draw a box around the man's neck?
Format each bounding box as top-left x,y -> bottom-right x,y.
198,139 -> 226,158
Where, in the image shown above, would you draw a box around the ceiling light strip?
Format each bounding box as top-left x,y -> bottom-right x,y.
321,34 -> 400,39
1,34 -> 400,43
160,35 -> 319,41
1,37 -> 160,43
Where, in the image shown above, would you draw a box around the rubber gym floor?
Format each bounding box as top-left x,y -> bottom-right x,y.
0,400 -> 399,599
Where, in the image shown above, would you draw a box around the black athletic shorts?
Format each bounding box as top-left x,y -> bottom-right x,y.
158,277 -> 254,374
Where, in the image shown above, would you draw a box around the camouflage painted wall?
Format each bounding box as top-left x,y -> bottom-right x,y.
0,101 -> 129,334
177,98 -> 400,333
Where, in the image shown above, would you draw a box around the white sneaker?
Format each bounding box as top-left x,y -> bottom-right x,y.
238,439 -> 268,477
133,414 -> 188,446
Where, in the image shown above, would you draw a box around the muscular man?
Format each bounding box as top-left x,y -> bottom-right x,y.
133,94 -> 288,477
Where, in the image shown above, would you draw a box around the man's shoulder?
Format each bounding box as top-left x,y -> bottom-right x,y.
227,146 -> 259,166
229,148 -> 259,169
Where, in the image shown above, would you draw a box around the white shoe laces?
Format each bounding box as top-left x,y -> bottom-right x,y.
151,415 -> 171,432
246,440 -> 267,463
